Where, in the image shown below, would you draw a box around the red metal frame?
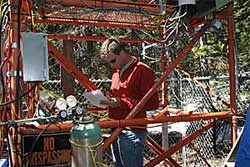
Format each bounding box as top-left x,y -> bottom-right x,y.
146,136 -> 181,167
226,3 -> 237,145
48,41 -> 98,91
145,120 -> 219,167
1,0 -> 237,166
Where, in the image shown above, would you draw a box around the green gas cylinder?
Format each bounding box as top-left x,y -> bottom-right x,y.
70,116 -> 103,167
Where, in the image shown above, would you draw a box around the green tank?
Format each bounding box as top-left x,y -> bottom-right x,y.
70,116 -> 103,167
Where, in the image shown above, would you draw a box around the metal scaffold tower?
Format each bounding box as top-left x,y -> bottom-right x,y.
0,0 -> 237,166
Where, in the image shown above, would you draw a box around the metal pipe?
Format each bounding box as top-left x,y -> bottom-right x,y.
32,17 -> 156,30
47,34 -> 166,44
44,0 -> 165,14
98,111 -> 231,128
146,137 -> 181,167
227,2 -> 237,145
26,111 -> 231,134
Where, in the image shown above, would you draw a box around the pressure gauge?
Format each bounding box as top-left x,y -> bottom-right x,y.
75,106 -> 83,115
59,110 -> 67,120
66,95 -> 78,108
56,98 -> 67,110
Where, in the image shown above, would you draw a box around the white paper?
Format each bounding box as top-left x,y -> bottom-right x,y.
83,89 -> 108,108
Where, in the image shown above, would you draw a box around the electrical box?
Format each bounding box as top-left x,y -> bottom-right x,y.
194,0 -> 216,17
216,0 -> 232,9
22,32 -> 49,82
167,0 -> 217,17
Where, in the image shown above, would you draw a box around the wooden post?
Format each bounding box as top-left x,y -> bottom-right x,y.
62,40 -> 75,97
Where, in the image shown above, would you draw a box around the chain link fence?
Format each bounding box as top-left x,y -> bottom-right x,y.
42,39 -> 250,166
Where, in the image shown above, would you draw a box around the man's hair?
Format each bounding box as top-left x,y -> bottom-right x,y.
100,36 -> 126,59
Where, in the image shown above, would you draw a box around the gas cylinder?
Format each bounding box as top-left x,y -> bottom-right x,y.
70,116 -> 103,167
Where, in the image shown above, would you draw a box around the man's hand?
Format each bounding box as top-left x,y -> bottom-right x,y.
100,97 -> 120,108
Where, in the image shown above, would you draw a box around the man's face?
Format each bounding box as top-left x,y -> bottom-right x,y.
104,52 -> 123,70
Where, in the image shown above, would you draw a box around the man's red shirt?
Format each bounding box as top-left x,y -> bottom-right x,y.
109,58 -> 159,123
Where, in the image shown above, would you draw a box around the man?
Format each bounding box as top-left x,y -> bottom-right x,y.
100,36 -> 159,167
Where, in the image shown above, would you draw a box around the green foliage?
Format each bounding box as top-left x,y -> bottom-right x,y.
35,24 -> 70,34
189,1 -> 250,77
191,26 -> 229,76
234,0 -> 250,73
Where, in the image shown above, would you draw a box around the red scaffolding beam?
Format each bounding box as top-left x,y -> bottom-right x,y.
1,0 -> 237,166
